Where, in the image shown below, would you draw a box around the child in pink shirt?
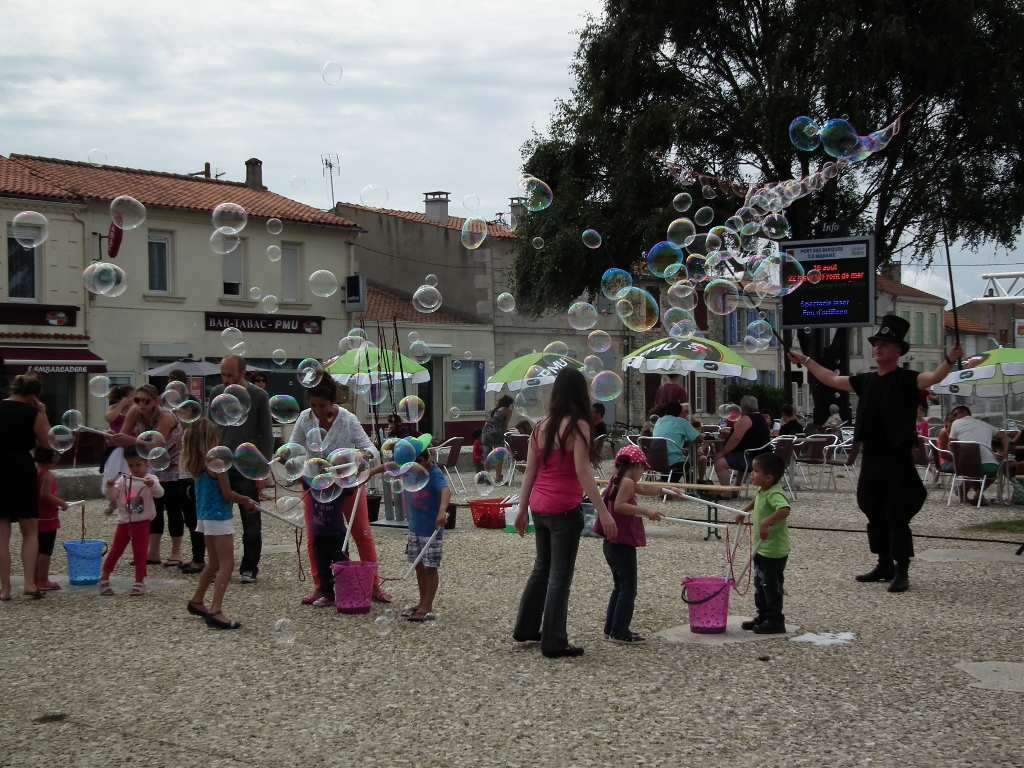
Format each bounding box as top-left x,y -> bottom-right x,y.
34,447 -> 68,591
101,445 -> 164,596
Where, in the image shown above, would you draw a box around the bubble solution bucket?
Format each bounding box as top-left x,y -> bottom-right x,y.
681,576 -> 733,634
504,504 -> 534,534
331,561 -> 377,614
63,539 -> 107,586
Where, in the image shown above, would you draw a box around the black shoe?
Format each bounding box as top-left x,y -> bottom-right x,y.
186,600 -> 208,617
752,621 -> 787,635
608,632 -> 646,645
855,561 -> 895,582
512,632 -> 542,642
542,645 -> 585,658
205,613 -> 241,629
887,563 -> 910,593
741,616 -> 764,631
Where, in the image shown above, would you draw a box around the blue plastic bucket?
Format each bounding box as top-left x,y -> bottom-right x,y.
63,539 -> 106,585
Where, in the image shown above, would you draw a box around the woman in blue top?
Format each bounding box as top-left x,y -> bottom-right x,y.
181,418 -> 256,630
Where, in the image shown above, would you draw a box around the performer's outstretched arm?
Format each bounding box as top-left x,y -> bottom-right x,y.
916,343 -> 964,390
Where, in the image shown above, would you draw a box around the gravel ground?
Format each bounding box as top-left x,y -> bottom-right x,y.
2,470 -> 1023,767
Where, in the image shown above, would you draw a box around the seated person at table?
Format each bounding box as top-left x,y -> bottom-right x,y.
776,404 -> 805,438
713,395 -> 771,488
641,405 -> 666,437
948,406 -> 1009,505
822,404 -> 844,432
591,402 -> 609,438
651,402 -> 702,481
936,412 -> 956,472
916,405 -> 931,438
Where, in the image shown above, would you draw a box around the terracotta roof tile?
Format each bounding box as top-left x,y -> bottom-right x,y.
876,275 -> 945,302
0,155 -> 79,200
943,311 -> 991,335
7,155 -> 361,230
338,202 -> 513,239
361,285 -> 472,325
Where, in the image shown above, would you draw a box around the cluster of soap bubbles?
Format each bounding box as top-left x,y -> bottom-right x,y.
210,202 -> 247,256
221,325 -> 248,358
789,113 -> 902,164
412,273 -> 443,314
82,261 -> 128,297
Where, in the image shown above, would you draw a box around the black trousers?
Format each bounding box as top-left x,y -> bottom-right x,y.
152,479 -> 185,538
753,554 -> 787,622
229,471 -> 261,577
312,534 -> 349,599
856,444 -> 927,563
179,478 -> 204,564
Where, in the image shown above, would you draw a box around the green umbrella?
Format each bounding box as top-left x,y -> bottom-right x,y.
324,348 -> 430,386
622,336 -> 758,380
485,352 -> 585,392
933,347 -> 1024,397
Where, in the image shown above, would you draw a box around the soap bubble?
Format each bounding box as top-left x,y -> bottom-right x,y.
664,308 -> 697,341
274,443 -> 307,482
616,299 -> 632,318
449,407 -> 461,419
532,237 -> 544,250
647,241 -> 684,278
103,264 -> 129,297
667,282 -> 698,311
747,318 -> 773,345
401,463 -> 430,492
234,443 -> 271,481
261,295 -> 279,313
267,218 -> 283,235
452,360 -> 462,370
206,446 -> 234,473
221,327 -> 244,350
761,213 -> 790,240
83,262 -> 119,295
704,279 -> 741,315
496,292 -> 516,312
778,254 -> 806,296
228,341 -> 247,357
582,355 -> 603,379
374,613 -> 394,636
349,372 -> 371,396
518,177 -> 553,211
249,287 -> 261,300
110,196 -> 147,231
543,340 -> 569,356
694,206 -> 714,227
600,268 -> 632,300
322,60 -> 343,85
685,255 -> 707,283
423,274 -> 438,287
304,456 -> 331,484
89,375 -> 112,397
147,447 -> 171,472
297,359 -> 323,388
485,447 -> 509,485
136,430 -> 166,460
87,148 -> 107,166
740,282 -> 764,309
567,301 -> 598,330
407,331 -> 419,343
61,409 -> 83,431
463,194 -> 480,211
210,394 -> 245,427
398,396 -> 425,423
309,270 -> 338,297
359,184 -> 389,208
224,384 -> 251,415
159,389 -> 183,411
667,217 -> 696,247
274,496 -> 303,524
789,116 -> 821,151
272,349 -> 288,365
212,203 -> 247,235
210,229 -> 240,255
588,329 -> 611,353
461,217 -> 488,250
820,118 -> 860,159
409,340 -> 432,364
591,371 -> 623,402
581,229 -> 602,249
290,175 -> 305,190
614,287 -> 658,332
274,618 -> 296,644
412,285 -> 443,313
806,268 -> 822,284
672,193 -> 692,212
267,245 -> 282,262
47,425 -> 75,453
11,211 -> 49,248
702,185 -> 716,199
176,401 -> 202,424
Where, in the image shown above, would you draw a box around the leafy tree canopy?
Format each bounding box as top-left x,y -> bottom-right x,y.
511,0 -> 1024,315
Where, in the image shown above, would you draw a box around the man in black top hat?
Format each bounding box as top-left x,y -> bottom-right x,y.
788,315 -> 963,592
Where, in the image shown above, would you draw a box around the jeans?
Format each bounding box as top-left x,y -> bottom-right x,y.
229,471 -> 261,577
753,553 -> 787,623
602,540 -> 638,639
312,534 -> 348,599
179,478 -> 205,564
513,506 -> 584,654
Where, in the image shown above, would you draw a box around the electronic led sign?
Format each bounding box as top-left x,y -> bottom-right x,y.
780,236 -> 875,329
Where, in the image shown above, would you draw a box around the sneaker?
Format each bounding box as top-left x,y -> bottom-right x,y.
311,596 -> 335,607
752,621 -> 787,635
239,572 -> 256,584
608,632 -> 647,645
741,616 -> 764,631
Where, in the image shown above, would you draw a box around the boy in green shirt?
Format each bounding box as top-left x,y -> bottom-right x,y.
735,452 -> 791,634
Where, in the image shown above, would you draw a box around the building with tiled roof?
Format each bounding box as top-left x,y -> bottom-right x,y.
952,297 -> 1024,350
943,311 -> 991,336
363,285 -> 469,325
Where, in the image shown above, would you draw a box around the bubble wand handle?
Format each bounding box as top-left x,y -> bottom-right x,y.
402,521 -> 444,581
75,426 -> 109,437
663,516 -> 730,530
340,485 -> 364,554
675,492 -> 749,518
254,504 -> 304,530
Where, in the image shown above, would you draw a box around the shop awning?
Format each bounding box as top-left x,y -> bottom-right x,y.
0,347 -> 107,374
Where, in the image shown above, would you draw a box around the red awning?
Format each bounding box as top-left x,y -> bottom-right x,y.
0,347 -> 107,374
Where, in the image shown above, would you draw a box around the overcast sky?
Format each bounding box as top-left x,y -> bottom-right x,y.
0,0 -> 1018,311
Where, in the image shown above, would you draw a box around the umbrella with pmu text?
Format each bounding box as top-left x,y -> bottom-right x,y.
622,336 -> 758,380
485,352 -> 585,392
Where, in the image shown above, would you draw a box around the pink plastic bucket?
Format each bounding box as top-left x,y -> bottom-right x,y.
681,576 -> 733,634
331,561 -> 377,614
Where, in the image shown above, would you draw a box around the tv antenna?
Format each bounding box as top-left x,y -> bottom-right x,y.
321,154 -> 341,208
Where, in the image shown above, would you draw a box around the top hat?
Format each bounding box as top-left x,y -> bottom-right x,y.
867,314 -> 911,355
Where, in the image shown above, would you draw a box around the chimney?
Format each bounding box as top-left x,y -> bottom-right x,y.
244,158 -> 266,191
879,262 -> 901,284
424,191 -> 450,224
509,196 -> 526,221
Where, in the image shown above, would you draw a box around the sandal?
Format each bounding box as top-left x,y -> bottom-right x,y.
372,588 -> 394,603
180,563 -> 205,574
187,600 -> 208,617
205,612 -> 241,630
300,592 -> 322,605
161,559 -> 183,568
311,596 -> 335,608
407,611 -> 436,622
129,559 -> 161,566
401,606 -> 421,618
129,582 -> 146,596
39,581 -> 62,591
99,580 -> 115,596
23,588 -> 45,599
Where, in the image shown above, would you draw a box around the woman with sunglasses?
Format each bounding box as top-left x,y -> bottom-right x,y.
250,374 -> 267,389
110,384 -> 185,566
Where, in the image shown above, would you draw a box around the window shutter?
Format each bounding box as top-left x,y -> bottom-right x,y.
768,310 -> 777,346
223,250 -> 243,295
281,246 -> 300,301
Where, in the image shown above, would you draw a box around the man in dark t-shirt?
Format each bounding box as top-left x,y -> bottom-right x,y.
776,404 -> 805,437
788,315 -> 963,593
654,374 -> 688,407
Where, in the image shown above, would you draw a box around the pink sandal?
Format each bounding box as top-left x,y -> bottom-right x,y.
372,588 -> 393,603
39,581 -> 62,591
99,580 -> 115,596
129,582 -> 146,596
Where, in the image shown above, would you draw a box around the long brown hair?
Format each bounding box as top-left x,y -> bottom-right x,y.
182,417 -> 220,477
539,368 -> 598,466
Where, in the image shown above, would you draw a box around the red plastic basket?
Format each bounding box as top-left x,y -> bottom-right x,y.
468,498 -> 512,529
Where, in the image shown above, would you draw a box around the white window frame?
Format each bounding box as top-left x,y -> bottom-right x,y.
449,359 -> 486,414
147,232 -> 172,294
222,241 -> 245,297
281,243 -> 301,302
695,377 -> 704,413
6,226 -> 41,302
106,372 -> 136,389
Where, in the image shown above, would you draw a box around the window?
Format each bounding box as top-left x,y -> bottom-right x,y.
915,363 -> 924,373
767,309 -> 777,347
695,377 -> 704,413
900,310 -> 910,324
7,229 -> 38,300
726,312 -> 739,345
148,234 -> 170,293
106,373 -> 135,389
281,245 -> 300,302
450,360 -> 485,412
915,312 -> 924,345
929,313 -> 938,346
223,245 -> 243,297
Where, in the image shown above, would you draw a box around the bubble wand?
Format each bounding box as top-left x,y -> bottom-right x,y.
401,517 -> 446,581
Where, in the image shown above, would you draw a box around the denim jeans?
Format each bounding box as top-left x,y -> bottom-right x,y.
514,507 -> 584,654
602,540 -> 638,639
753,553 -> 787,623
229,471 -> 261,577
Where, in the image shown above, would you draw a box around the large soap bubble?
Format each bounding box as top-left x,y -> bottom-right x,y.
11,211 -> 49,248
210,393 -> 245,427
672,193 -> 692,212
47,425 -> 75,454
83,262 -> 120,295
297,359 -> 323,388
224,384 -> 251,415
267,218 -> 283,235
212,203 -> 247,235
413,285 -> 443,313
309,270 -> 338,297
567,301 -> 598,330
136,430 -> 166,460
89,375 -> 112,398
401,462 -> 430,492
694,207 -> 714,227
147,447 -> 171,472
110,195 -> 147,231
206,446 -> 234,473
221,327 -> 244,350
614,287 -> 658,332
789,116 -> 821,151
484,447 -> 509,485
600,268 -> 632,301
588,329 -> 611,353
518,177 -> 553,211
666,282 -> 698,311
234,443 -> 271,481
704,279 -> 741,316
591,371 -> 623,402
177,400 -> 202,424
820,118 -> 860,159
398,396 -> 425,423
647,241 -> 684,278
410,340 -> 432,364
461,217 -> 488,250
496,292 -> 516,312
322,60 -> 343,85
210,229 -> 240,255
359,184 -> 389,208
664,308 -> 697,341
581,229 -> 602,249
274,443 -> 307,482
62,409 -> 83,431
667,218 -> 696,247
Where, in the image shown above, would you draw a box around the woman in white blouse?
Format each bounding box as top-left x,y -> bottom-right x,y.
290,377 -> 391,604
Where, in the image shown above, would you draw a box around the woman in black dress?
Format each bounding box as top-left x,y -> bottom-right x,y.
0,374 -> 53,600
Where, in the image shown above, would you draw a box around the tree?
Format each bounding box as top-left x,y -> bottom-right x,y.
511,0 -> 1024,316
